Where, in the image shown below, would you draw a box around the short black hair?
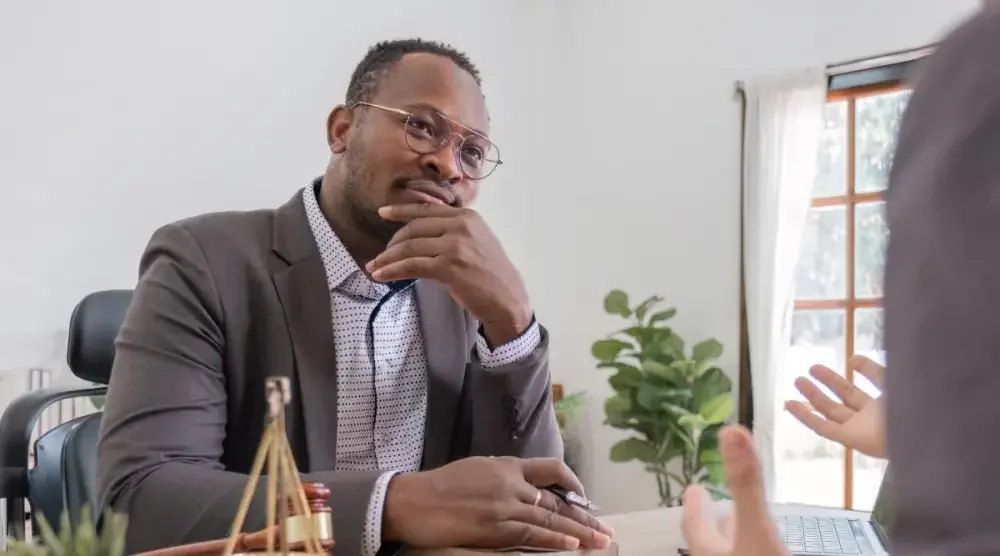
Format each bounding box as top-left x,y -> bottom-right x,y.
345,38 -> 481,105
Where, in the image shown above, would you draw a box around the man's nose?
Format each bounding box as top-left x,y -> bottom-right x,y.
422,137 -> 464,184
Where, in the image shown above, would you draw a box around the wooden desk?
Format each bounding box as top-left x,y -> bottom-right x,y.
602,507 -> 685,556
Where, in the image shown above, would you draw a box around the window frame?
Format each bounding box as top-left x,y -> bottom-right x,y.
796,79 -> 907,509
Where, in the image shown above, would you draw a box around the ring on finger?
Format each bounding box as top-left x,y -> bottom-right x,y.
533,489 -> 542,507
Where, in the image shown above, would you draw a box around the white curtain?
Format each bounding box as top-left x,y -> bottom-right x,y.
742,68 -> 827,499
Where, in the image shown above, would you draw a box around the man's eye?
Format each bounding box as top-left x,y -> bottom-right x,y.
407,118 -> 435,135
463,146 -> 485,162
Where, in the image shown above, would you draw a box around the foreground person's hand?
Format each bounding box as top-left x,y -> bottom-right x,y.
681,425 -> 787,556
785,354 -> 886,458
384,456 -> 613,550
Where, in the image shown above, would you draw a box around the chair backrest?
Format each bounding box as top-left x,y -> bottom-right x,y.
28,414 -> 102,527
26,289 -> 132,527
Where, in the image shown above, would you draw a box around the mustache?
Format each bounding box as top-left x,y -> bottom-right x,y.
392,178 -> 461,208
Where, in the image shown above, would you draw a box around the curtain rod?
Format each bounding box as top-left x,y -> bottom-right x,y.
827,43 -> 936,76
734,43 -> 936,92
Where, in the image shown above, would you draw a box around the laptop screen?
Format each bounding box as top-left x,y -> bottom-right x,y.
870,467 -> 893,544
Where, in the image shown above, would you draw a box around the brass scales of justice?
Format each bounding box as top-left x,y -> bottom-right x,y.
137,377 -> 335,556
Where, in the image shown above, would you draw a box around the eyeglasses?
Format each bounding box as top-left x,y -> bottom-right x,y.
349,101 -> 503,180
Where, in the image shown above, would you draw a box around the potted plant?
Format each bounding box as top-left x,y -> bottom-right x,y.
7,507 -> 128,556
593,289 -> 733,507
553,389 -> 588,474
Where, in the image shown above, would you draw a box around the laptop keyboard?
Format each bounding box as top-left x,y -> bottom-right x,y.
773,515 -> 875,554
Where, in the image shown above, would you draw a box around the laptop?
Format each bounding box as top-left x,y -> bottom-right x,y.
679,469 -> 891,555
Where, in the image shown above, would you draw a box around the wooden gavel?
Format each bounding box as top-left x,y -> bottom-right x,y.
134,482 -> 334,555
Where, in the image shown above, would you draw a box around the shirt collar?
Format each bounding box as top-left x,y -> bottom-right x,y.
302,180 -> 389,300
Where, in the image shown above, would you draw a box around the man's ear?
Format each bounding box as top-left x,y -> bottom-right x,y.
327,105 -> 352,154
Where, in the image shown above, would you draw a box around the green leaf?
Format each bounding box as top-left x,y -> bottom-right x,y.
635,384 -> 664,410
698,423 -> 722,455
35,511 -> 64,554
678,413 -> 707,431
604,394 -> 631,418
702,461 -> 727,486
649,308 -> 677,324
604,364 -> 644,391
693,367 -> 732,407
661,333 -> 685,359
610,437 -> 658,463
699,393 -> 734,425
604,290 -> 631,317
591,339 -> 632,362
698,448 -> 722,467
634,295 -> 664,322
692,338 -> 724,363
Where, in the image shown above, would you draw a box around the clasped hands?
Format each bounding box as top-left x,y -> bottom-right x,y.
385,456 -> 614,551
366,204 -> 532,346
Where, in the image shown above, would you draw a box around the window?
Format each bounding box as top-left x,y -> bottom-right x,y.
775,84 -> 911,511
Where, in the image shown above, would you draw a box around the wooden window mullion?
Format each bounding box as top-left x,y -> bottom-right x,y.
844,97 -> 857,510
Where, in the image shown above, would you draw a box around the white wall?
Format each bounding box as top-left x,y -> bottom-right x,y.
0,0 -> 981,515
487,0 -> 981,514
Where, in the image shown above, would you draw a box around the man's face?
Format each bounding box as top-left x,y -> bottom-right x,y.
328,53 -> 491,245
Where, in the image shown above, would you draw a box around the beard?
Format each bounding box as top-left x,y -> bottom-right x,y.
341,147 -> 404,248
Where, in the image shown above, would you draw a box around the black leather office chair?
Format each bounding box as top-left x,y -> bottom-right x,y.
0,289 -> 132,541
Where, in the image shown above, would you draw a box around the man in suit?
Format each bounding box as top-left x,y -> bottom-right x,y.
97,39 -> 612,555
681,4 -> 1000,555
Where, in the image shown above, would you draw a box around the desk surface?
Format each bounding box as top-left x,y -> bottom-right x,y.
602,507 -> 685,556
601,503 -> 871,556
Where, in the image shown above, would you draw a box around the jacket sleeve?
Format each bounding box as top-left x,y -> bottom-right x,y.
883,7 -> 1000,555
461,321 -> 563,460
97,222 -> 379,556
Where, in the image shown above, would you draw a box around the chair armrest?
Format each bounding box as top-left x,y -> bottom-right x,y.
0,385 -> 107,473
0,466 -> 27,498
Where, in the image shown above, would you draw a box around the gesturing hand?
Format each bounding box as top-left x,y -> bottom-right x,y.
784,354 -> 886,459
384,456 -> 613,551
681,425 -> 788,556
367,204 -> 532,345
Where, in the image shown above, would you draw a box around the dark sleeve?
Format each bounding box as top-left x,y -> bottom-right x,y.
96,222 -> 380,555
883,7 -> 1000,555
463,326 -> 563,460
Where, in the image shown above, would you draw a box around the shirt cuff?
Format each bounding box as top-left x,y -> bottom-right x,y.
476,318 -> 542,368
362,471 -> 398,556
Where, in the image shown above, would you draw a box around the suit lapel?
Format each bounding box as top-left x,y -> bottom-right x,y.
271,188 -> 339,471
416,280 -> 473,469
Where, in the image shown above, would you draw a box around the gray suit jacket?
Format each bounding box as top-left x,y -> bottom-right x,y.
96,187 -> 561,554
884,6 -> 1000,555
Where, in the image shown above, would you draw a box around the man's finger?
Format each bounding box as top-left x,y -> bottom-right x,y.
719,426 -> 771,530
681,485 -> 729,555
511,504 -> 611,549
367,237 -> 451,273
519,458 -> 585,497
527,488 -> 615,537
370,256 -> 441,282
784,400 -> 846,443
385,217 -> 455,249
379,203 -> 461,222
793,377 -> 854,423
808,365 -> 872,411
849,354 -> 886,390
493,521 -> 580,551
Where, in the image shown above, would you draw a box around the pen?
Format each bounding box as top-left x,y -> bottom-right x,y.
544,485 -> 600,512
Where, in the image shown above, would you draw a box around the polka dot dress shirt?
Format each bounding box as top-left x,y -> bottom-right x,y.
302,186 -> 541,556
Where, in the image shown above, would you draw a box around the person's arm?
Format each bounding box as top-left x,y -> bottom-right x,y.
883,7 -> 1000,555
97,222 -> 378,556
465,318 -> 562,459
